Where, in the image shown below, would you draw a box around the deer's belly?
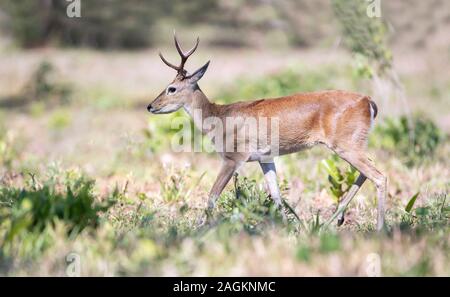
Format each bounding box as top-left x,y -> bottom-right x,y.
246,142 -> 313,161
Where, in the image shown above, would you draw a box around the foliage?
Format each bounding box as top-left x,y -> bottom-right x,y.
143,111 -> 187,155
0,163 -> 448,275
216,175 -> 297,234
157,165 -> 205,204
0,0 -> 154,48
351,53 -> 374,80
320,155 -> 358,203
0,0 -> 221,49
219,69 -> 335,103
405,192 -> 420,213
0,128 -> 20,170
0,0 -> 48,47
300,212 -> 324,235
371,115 -> 444,166
144,111 -> 213,156
48,109 -> 72,131
399,193 -> 449,232
0,171 -> 118,255
23,61 -> 72,107
332,0 -> 392,74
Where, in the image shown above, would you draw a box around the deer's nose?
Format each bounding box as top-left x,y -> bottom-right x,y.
147,104 -> 153,112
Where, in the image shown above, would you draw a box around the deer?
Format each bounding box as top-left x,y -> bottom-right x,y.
147,34 -> 387,231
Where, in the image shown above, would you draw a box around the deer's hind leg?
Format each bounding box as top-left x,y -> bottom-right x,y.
327,147 -> 386,231
326,173 -> 367,227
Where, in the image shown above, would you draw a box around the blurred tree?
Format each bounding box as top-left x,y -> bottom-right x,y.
269,0 -> 332,48
170,0 -> 220,23
0,0 -> 222,49
0,0 -> 52,47
332,0 -> 392,74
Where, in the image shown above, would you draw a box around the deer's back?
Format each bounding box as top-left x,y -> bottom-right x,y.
219,90 -> 374,156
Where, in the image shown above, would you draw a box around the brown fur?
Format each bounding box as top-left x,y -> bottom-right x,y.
177,89 -> 375,158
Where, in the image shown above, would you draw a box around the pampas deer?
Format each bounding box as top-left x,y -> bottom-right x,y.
147,34 -> 386,231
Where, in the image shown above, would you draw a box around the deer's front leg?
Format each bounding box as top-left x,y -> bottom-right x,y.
259,160 -> 282,206
259,160 -> 288,222
206,159 -> 238,212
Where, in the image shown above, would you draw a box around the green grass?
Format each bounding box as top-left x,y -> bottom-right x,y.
0,170 -> 118,259
218,67 -> 354,103
370,114 -> 445,166
0,162 -> 448,276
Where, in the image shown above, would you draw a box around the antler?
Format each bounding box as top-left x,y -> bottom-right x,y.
159,32 -> 200,77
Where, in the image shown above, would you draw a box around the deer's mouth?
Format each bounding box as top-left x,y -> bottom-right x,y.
148,104 -> 181,114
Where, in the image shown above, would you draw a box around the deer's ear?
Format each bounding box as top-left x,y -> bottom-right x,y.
188,61 -> 210,84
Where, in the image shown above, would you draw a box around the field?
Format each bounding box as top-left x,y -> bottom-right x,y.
0,44 -> 448,276
0,0 -> 450,276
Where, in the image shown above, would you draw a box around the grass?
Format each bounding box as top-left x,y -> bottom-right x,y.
0,48 -> 449,276
0,149 -> 447,276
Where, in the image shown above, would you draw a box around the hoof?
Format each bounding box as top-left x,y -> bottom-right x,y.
337,216 -> 345,227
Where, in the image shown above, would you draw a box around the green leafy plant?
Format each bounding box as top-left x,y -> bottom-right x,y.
143,115 -> 176,155
320,154 -> 358,203
372,115 -> 443,166
332,0 -> 392,74
219,69 -> 335,104
400,193 -> 449,231
23,61 -> 72,107
0,173 -> 117,248
300,212 -> 324,235
143,111 -> 213,157
216,175 -> 286,233
405,192 -> 420,213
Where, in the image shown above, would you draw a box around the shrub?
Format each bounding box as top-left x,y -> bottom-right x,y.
400,193 -> 449,232
371,115 -> 444,166
320,154 -> 358,203
0,0 -> 155,48
216,175 -> 290,233
0,0 -> 220,49
24,61 -> 72,106
0,0 -> 48,47
219,69 -> 335,103
0,172 -> 117,250
332,0 -> 392,74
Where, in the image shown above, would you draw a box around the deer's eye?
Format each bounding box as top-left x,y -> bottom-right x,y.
167,86 -> 177,94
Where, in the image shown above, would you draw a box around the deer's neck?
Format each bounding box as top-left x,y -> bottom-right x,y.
184,87 -> 218,133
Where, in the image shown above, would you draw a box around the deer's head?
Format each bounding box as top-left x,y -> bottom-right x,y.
147,34 -> 210,114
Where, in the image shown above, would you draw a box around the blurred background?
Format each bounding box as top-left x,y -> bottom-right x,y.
0,0 -> 449,276
1,0 -> 449,170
